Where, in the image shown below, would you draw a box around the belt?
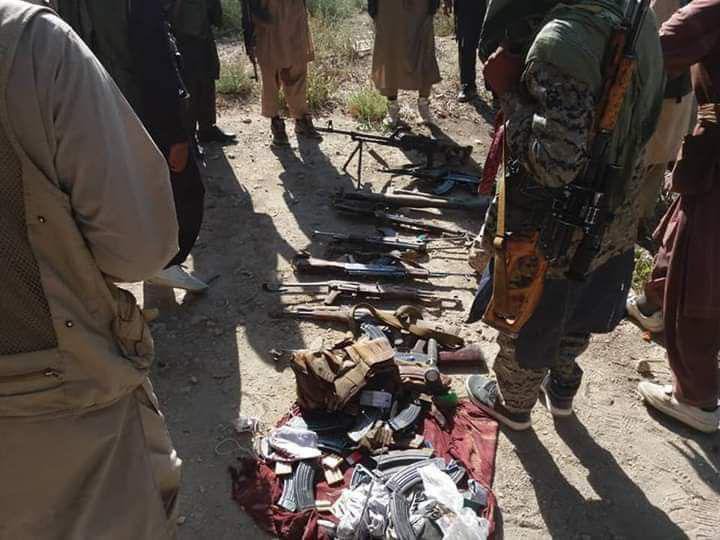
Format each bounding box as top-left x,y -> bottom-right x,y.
698,103 -> 720,126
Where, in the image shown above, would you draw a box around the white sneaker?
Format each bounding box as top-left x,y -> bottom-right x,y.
626,295 -> 663,333
417,97 -> 435,126
638,382 -> 719,433
384,100 -> 401,129
147,265 -> 208,293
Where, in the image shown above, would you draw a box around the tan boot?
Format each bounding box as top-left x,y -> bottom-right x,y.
417,97 -> 435,126
383,100 -> 401,129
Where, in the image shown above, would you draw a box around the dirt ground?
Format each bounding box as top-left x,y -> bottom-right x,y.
129,30 -> 719,540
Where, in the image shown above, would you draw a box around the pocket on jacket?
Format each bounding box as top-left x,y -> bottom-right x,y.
109,285 -> 154,371
0,348 -> 67,416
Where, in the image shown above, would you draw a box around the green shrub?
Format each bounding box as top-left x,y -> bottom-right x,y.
434,12 -> 455,38
306,66 -> 340,112
220,0 -> 244,33
306,0 -> 364,20
217,58 -> 254,98
310,16 -> 359,65
632,247 -> 654,293
347,87 -> 387,127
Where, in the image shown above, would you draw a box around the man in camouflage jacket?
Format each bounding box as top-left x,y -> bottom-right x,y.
465,0 -> 664,431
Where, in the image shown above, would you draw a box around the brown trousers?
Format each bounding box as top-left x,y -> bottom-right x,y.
0,380 -> 181,539
260,63 -> 309,119
647,231 -> 720,409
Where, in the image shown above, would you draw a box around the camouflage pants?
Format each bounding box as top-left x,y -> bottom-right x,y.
494,332 -> 588,412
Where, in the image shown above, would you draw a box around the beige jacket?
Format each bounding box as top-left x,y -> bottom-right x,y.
0,1 -> 178,419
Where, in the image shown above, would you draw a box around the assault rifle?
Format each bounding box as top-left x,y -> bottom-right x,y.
292,253 -> 469,281
262,280 -> 461,307
538,0 -> 652,280
272,304 -> 464,348
381,167 -> 481,195
337,189 -> 489,211
333,200 -> 470,238
312,230 -> 429,254
316,121 -> 473,188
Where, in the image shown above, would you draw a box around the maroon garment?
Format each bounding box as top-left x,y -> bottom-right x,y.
651,0 -> 720,406
230,401 -> 500,539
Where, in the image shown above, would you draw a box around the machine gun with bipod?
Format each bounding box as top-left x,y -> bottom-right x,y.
316,122 -> 473,188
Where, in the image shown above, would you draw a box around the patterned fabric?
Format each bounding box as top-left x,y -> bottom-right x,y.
481,61 -> 647,277
503,62 -> 595,188
494,332 -> 588,412
0,123 -> 57,355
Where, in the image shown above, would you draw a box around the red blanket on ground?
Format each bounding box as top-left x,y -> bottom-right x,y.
230,401 -> 499,539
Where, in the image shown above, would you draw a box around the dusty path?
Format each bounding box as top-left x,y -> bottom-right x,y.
131,34 -> 719,540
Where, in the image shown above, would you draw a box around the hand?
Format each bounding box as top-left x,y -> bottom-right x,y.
483,43 -> 523,97
443,0 -> 452,16
168,142 -> 189,173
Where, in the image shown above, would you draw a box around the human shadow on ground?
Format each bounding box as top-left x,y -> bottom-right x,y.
504,418 -> 687,538
646,408 -> 720,496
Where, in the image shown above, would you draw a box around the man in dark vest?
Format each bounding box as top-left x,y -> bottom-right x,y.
444,0 -> 488,102
170,0 -> 237,144
56,0 -> 209,292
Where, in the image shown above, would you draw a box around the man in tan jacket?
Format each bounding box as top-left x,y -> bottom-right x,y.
0,2 -> 182,538
244,0 -> 322,146
370,0 -> 442,126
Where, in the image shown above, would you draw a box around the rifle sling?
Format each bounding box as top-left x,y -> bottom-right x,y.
491,135 -> 512,317
351,304 -> 464,349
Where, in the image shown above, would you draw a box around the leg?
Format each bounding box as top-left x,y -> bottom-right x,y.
417,86 -> 435,125
540,333 -> 588,415
196,79 -> 217,132
494,333 -> 548,412
279,64 -> 309,120
465,332 -> 545,430
456,0 -> 484,100
260,63 -> 282,119
383,89 -> 401,127
166,159 -> 205,268
667,300 -> 720,410
196,80 -> 236,144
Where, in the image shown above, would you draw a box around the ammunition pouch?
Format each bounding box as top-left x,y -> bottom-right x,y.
291,338 -> 398,411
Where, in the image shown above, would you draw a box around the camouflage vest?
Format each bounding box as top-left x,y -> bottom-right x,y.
0,2 -> 152,419
527,0 -> 664,184
521,0 -> 664,273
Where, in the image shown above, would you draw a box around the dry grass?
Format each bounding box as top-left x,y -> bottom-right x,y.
217,57 -> 255,97
347,86 -> 387,127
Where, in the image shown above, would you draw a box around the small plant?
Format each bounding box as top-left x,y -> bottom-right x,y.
347,86 -> 387,127
220,0 -> 244,33
217,58 -> 254,98
434,12 -> 455,38
306,0 -> 364,20
310,16 -> 359,65
632,247 -> 654,293
306,67 -> 340,112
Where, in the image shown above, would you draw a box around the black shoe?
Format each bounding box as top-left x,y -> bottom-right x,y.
271,117 -> 290,147
198,125 -> 237,144
465,375 -> 532,430
294,115 -> 323,140
539,375 -> 574,417
457,85 -> 478,103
